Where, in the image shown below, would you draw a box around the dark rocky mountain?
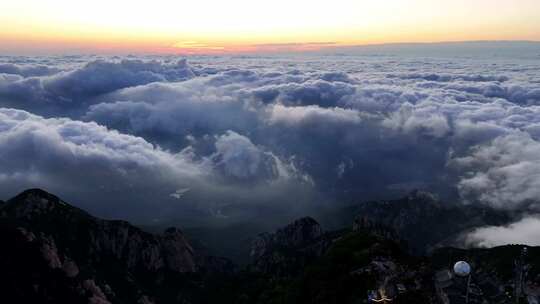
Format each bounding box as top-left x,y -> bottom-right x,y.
324,190 -> 513,254
248,214 -> 540,304
253,217 -> 323,253
250,217 -> 333,276
249,216 -> 437,303
0,189 -> 233,304
154,191 -> 512,269
1,189 -> 198,273
1,188 -> 538,304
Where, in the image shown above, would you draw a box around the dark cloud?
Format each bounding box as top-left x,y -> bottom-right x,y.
0,59 -> 195,115
0,63 -> 60,77
387,72 -> 509,83
250,80 -> 356,106
85,80 -> 261,150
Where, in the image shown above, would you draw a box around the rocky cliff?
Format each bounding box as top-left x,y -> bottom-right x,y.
2,189 -> 197,273
350,190 -> 512,253
1,189 -> 533,304
0,189 -> 219,303
250,217 -> 343,276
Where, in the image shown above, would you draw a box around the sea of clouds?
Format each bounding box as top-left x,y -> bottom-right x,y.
1,47 -> 540,245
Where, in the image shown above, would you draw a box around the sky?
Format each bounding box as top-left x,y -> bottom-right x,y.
1,0 -> 540,54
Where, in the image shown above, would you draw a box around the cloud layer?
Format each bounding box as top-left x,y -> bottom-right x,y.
0,107 -> 307,221
1,51 -> 540,231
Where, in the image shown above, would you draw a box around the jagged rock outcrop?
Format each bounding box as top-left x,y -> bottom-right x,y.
251,217 -> 323,259
82,279 -> 111,304
274,217 -> 323,247
248,216 -> 438,303
1,189 -> 535,304
353,216 -> 400,241
0,188 -> 206,303
1,189 -> 197,273
351,190 -> 512,253
0,222 -> 98,303
161,227 -> 196,272
250,217 -> 335,276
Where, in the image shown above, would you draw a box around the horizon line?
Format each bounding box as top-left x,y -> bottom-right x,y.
1,39 -> 539,57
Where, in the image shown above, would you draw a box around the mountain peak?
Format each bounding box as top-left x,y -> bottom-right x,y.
12,188 -> 59,200
4,188 -> 88,220
251,217 -> 324,261
274,217 -> 323,247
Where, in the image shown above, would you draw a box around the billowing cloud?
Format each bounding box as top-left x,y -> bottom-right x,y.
382,102 -> 451,138
452,132 -> 540,210
0,107 -> 311,221
0,107 -> 203,211
0,59 -> 195,115
464,216 -> 540,247
267,104 -> 364,126
250,80 -> 356,106
2,51 -> 540,232
205,131 -> 283,180
84,80 -> 261,150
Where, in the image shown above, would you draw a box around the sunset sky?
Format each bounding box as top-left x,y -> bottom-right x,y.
1,0 -> 540,54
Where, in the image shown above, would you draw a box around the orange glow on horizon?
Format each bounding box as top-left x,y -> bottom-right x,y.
1,0 -> 539,54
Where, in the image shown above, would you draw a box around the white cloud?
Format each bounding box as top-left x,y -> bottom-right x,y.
267,104 -> 364,126
0,107 -> 205,189
170,188 -> 190,199
382,102 -> 450,138
452,132 -> 540,210
465,216 -> 540,247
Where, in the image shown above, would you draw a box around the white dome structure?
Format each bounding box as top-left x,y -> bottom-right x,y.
453,261 -> 471,277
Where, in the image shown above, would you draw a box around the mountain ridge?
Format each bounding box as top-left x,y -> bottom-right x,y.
0,188 -> 234,303
1,188 -> 538,303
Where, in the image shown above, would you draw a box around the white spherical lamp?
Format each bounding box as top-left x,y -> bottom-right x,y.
453,261 -> 471,277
